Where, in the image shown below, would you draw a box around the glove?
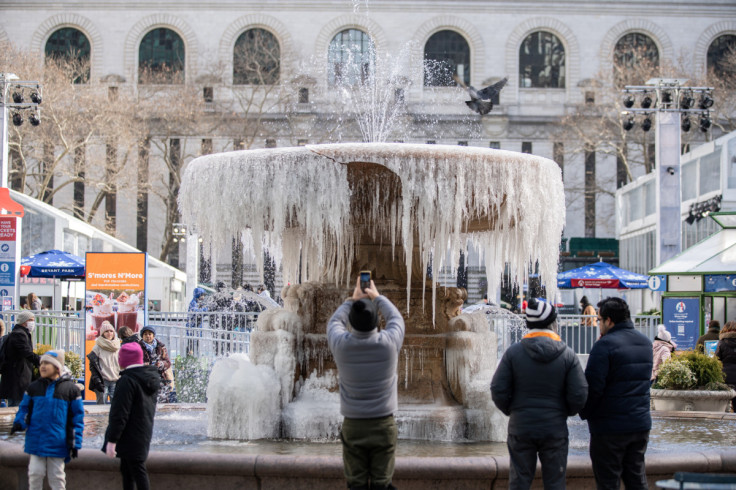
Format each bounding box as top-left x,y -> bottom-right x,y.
70,448 -> 78,459
10,422 -> 23,435
105,442 -> 116,459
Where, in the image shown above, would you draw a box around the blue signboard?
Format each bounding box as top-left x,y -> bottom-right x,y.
662,297 -> 700,351
704,275 -> 736,292
648,275 -> 667,292
0,261 -> 14,286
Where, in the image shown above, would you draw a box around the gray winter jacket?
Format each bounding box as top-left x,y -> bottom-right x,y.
491,329 -> 588,438
327,296 -> 405,419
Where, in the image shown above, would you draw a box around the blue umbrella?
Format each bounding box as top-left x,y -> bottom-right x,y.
557,261 -> 648,289
21,250 -> 85,278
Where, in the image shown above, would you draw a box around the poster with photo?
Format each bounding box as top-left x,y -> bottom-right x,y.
84,252 -> 147,401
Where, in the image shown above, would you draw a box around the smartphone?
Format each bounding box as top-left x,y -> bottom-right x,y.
360,271 -> 371,292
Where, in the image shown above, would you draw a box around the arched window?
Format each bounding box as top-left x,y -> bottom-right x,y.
613,33 -> 659,85
139,28 -> 185,84
45,28 -> 91,84
423,30 -> 471,86
519,31 -> 565,88
233,28 -> 280,85
707,34 -> 736,82
328,29 -> 374,86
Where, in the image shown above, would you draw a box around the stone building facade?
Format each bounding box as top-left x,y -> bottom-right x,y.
2,0 -> 735,299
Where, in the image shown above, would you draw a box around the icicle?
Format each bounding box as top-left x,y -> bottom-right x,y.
179,144 -> 565,317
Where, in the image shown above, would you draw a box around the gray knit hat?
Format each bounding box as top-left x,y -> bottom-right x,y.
16,310 -> 34,326
40,350 -> 65,372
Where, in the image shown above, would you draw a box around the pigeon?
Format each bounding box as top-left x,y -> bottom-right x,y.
455,76 -> 508,115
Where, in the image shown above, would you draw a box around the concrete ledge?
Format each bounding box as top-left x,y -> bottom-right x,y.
1,440 -> 735,490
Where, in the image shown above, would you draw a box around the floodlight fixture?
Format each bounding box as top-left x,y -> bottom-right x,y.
641,116 -> 652,132
641,94 -> 653,109
681,116 -> 691,132
623,94 -> 635,108
11,112 -> 22,126
699,115 -> 711,132
29,113 -> 40,126
623,116 -> 635,131
699,93 -> 714,109
680,92 -> 694,109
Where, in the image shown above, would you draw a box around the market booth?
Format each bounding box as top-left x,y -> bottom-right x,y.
649,212 -> 736,350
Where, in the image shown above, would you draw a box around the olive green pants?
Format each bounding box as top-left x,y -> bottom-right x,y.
340,415 -> 397,488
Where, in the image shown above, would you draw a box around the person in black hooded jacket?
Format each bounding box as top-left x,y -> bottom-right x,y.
492,298 -> 588,490
103,342 -> 160,490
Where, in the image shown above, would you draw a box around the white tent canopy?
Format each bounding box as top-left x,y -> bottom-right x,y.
650,214 -> 736,275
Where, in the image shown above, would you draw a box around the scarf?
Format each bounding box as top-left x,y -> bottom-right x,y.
95,336 -> 121,353
143,337 -> 158,355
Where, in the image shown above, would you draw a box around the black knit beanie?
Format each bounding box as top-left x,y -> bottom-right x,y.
525,298 -> 557,329
349,298 -> 378,332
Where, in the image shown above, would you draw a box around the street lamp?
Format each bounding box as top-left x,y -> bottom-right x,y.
172,223 -> 187,243
620,78 -> 715,266
1,73 -> 43,188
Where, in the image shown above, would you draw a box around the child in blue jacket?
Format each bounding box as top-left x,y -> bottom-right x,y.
12,350 -> 84,490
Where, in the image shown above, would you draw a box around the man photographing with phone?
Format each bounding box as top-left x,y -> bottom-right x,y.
327,275 -> 406,490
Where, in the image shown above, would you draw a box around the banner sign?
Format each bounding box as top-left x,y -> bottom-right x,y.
84,252 -> 147,401
0,217 -> 18,306
704,275 -> 736,292
570,278 -> 620,288
662,297 -> 700,351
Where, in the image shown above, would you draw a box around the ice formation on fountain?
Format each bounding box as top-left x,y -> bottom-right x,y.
206,354 -> 281,439
180,143 -> 565,310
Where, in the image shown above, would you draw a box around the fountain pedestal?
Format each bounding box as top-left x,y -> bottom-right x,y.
242,281 -> 506,441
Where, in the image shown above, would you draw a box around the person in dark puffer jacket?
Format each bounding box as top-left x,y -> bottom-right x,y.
103,342 -> 160,490
492,298 -> 588,490
12,350 -> 84,490
715,321 -> 736,413
579,297 -> 652,490
0,310 -> 41,406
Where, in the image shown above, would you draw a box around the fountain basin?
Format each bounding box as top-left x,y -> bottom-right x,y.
2,408 -> 736,488
0,439 -> 734,490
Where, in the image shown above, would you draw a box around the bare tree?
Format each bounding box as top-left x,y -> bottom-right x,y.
1,43 -> 142,231
136,66 -> 206,263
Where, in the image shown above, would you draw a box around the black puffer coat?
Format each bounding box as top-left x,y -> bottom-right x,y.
491,331 -> 588,438
103,365 -> 160,461
716,332 -> 736,386
0,325 -> 40,400
579,320 -> 652,434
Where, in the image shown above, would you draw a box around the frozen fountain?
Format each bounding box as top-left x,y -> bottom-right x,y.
179,142 -> 565,442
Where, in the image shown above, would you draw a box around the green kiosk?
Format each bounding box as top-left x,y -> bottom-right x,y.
649,213 -> 736,351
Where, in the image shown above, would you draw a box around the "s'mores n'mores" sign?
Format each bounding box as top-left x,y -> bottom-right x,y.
84,252 -> 147,402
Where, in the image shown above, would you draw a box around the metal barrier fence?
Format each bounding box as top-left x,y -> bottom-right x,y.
0,310 -> 86,358
147,312 -> 257,359
0,310 -> 257,362
0,310 -> 661,362
484,313 -> 661,356
556,314 -> 660,355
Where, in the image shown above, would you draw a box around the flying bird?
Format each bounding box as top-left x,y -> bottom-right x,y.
455,76 -> 508,115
